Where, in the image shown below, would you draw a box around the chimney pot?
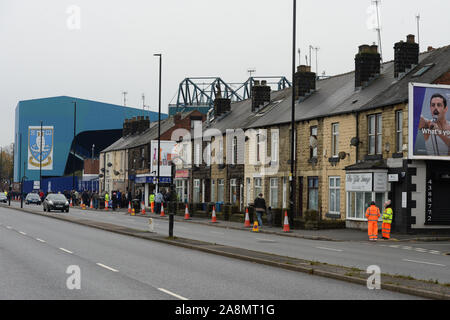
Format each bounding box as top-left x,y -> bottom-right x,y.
394,35 -> 419,78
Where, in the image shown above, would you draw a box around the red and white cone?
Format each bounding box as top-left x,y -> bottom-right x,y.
160,203 -> 165,217
283,211 -> 291,232
184,204 -> 191,220
90,199 -> 93,209
128,201 -> 132,214
141,202 -> 146,215
70,199 -> 73,207
211,206 -> 218,223
244,208 -> 251,227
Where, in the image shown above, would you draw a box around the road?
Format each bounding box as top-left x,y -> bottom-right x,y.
18,202 -> 449,284
0,205 -> 419,299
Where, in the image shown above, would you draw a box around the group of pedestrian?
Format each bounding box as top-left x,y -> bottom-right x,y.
151,187 -> 177,214
365,200 -> 394,241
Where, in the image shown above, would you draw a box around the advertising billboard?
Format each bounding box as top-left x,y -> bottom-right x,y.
28,126 -> 54,170
150,140 -> 176,178
409,83 -> 450,160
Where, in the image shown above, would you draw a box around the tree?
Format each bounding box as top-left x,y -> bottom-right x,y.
0,143 -> 14,191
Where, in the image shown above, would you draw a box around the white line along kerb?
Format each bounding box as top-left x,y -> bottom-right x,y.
158,288 -> 188,300
96,263 -> 119,272
402,259 -> 446,267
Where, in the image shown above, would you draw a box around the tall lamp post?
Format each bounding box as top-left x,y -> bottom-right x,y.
154,53 -> 162,194
290,0 -> 297,225
39,121 -> 43,192
72,101 -> 77,191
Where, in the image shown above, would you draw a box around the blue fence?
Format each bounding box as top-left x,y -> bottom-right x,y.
22,176 -> 99,194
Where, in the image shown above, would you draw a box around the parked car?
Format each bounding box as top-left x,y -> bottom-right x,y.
43,193 -> 69,213
25,193 -> 41,205
0,193 -> 7,203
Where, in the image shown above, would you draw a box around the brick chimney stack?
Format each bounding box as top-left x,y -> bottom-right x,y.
214,98 -> 231,117
251,80 -> 271,112
354,44 -> 381,88
294,65 -> 316,100
394,34 -> 419,78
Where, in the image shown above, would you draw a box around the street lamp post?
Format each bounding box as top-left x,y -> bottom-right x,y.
39,121 -> 43,192
290,0 -> 297,226
154,53 -> 162,194
72,101 -> 77,191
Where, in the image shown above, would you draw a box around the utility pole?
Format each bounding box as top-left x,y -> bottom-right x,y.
39,121 -> 43,192
154,53 -> 162,194
373,0 -> 383,63
72,101 -> 77,191
290,0 -> 297,226
122,91 -> 128,107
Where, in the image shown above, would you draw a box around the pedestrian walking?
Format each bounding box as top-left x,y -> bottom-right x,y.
365,201 -> 381,241
112,191 -> 118,211
155,189 -> 164,214
253,193 -> 266,227
382,200 -> 393,239
93,191 -> 99,209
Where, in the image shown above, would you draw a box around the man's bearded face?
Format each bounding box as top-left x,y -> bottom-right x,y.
430,97 -> 447,121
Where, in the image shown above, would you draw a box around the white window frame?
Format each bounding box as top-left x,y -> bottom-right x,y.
217,179 -> 224,202
328,176 -> 341,215
211,179 -> 216,203
271,130 -> 279,163
332,123 -> 339,157
270,178 -> 278,208
396,110 -> 403,153
346,191 -> 387,221
368,114 -> 382,155
230,179 -> 237,203
254,177 -> 262,199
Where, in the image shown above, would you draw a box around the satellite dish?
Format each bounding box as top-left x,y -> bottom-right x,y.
350,137 -> 360,147
107,162 -> 113,167
338,151 -> 347,160
114,170 -> 120,176
309,135 -> 318,148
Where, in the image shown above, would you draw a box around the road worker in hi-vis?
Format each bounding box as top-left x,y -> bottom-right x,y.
365,201 -> 381,241
382,200 -> 393,240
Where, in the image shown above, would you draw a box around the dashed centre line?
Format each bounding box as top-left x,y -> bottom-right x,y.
36,238 -> 46,243
59,248 -> 73,254
96,263 -> 119,272
19,231 -> 27,235
158,288 -> 188,300
402,259 -> 446,267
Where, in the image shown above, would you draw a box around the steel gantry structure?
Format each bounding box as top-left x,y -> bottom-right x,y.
173,76 -> 291,112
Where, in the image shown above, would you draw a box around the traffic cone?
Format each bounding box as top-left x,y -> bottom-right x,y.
283,211 -> 291,232
160,203 -> 165,217
184,204 -> 191,220
90,199 -> 93,209
80,199 -> 84,208
211,206 -> 218,223
252,221 -> 259,232
70,199 -> 73,207
128,201 -> 132,214
151,201 -> 154,213
141,201 -> 146,215
244,208 -> 251,227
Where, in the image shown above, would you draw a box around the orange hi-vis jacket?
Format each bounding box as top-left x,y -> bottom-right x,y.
365,205 -> 381,221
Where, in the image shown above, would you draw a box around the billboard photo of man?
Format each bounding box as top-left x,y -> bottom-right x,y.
410,83 -> 450,159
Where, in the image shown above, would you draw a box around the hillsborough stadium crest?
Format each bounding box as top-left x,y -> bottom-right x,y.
28,126 -> 54,170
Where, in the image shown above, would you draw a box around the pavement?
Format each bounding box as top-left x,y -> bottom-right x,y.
3,202 -> 450,299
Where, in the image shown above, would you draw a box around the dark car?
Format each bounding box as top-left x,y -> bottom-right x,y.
43,193 -> 69,213
26,193 -> 41,205
0,193 -> 6,203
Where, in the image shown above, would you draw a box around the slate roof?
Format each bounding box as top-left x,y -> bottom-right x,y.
204,45 -> 449,133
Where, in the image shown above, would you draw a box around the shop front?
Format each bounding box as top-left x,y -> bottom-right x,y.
345,170 -> 388,230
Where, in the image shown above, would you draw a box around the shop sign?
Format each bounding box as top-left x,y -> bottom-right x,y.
373,173 -> 388,192
345,173 -> 372,192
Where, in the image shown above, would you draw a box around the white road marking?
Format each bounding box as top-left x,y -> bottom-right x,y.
158,288 -> 188,300
316,246 -> 343,252
402,259 -> 446,267
389,245 -> 400,248
36,238 -> 46,243
19,231 -> 27,235
96,263 -> 119,272
401,246 -> 413,250
414,248 -> 427,252
255,238 -> 276,242
59,248 -> 73,254
430,250 -> 441,255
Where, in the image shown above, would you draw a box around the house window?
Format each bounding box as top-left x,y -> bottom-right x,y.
271,130 -> 279,163
329,177 -> 341,215
230,179 -> 237,203
232,136 -> 238,165
368,114 -> 382,155
307,177 -> 319,210
211,179 -> 216,203
217,179 -> 224,202
270,178 -> 278,208
193,179 -> 200,203
254,177 -> 262,199
332,123 -> 339,157
256,134 -> 261,162
205,142 -> 211,166
310,126 -> 318,158
396,110 -> 403,153
347,191 -> 386,220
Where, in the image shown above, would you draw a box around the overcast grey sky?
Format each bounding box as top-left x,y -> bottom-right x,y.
1,0 -> 449,147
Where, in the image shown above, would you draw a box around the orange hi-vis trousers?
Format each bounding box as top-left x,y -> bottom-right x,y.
151,201 -> 154,213
382,222 -> 391,239
368,221 -> 378,240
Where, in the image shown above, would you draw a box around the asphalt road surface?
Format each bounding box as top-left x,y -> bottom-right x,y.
0,206 -> 420,300
31,203 -> 450,284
